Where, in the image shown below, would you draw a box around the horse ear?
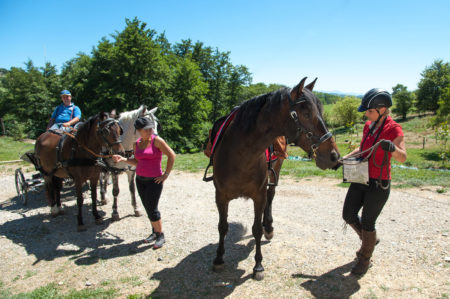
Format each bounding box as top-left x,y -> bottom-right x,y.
99,112 -> 109,122
149,107 -> 158,115
140,105 -> 147,116
290,77 -> 308,100
110,109 -> 118,119
305,77 -> 317,91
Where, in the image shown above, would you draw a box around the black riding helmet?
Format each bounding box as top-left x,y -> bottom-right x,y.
358,88 -> 392,112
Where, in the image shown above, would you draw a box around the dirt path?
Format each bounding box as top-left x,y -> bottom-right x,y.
0,171 -> 449,298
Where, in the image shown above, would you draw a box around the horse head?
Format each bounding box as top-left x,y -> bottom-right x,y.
96,112 -> 125,156
286,77 -> 340,170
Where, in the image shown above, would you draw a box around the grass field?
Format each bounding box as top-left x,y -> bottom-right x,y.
0,115 -> 448,189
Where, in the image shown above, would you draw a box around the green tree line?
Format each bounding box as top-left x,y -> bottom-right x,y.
0,18 -> 283,152
0,18 -> 448,152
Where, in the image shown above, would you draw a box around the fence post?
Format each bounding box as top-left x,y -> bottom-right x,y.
423,137 -> 426,149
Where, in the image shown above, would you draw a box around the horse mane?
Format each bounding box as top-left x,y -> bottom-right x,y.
233,88 -> 286,132
75,114 -> 100,145
232,87 -> 324,133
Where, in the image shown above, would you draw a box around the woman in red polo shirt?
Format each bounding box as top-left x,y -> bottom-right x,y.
342,88 -> 407,275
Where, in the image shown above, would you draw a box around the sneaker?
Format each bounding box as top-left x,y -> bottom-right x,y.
143,230 -> 157,243
153,232 -> 165,249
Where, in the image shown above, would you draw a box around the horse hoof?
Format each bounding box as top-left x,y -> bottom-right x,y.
95,218 -> 104,225
253,271 -> 264,281
100,199 -> 108,206
112,213 -> 120,221
263,227 -> 274,240
77,225 -> 87,232
213,263 -> 225,272
50,206 -> 59,217
134,209 -> 143,217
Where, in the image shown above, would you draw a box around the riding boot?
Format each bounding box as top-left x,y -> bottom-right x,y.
153,232 -> 165,249
351,229 -> 377,275
349,219 -> 379,258
144,228 -> 157,243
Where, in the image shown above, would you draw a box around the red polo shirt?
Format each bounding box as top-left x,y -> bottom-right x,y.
360,116 -> 403,180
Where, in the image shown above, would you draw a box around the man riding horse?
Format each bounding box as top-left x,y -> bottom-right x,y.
47,90 -> 81,132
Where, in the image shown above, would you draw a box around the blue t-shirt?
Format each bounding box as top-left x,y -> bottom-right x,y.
51,104 -> 81,123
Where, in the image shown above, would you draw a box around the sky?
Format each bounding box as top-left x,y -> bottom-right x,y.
1,0 -> 449,94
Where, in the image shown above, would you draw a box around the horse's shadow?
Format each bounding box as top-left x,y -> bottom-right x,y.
0,188 -> 135,265
293,261 -> 361,299
149,222 -> 260,298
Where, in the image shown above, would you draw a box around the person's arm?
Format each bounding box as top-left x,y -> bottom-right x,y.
154,136 -> 176,184
343,147 -> 361,159
112,143 -> 138,166
391,136 -> 407,163
63,117 -> 80,127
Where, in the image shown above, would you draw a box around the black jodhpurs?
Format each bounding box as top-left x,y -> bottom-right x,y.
342,178 -> 391,231
136,175 -> 163,222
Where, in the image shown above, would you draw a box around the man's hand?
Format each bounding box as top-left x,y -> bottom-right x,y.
62,122 -> 71,127
379,140 -> 395,152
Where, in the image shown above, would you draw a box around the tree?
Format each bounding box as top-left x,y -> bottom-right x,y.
226,65 -> 251,110
1,60 -> 53,137
331,96 -> 361,127
392,84 -> 414,120
167,56 -> 210,151
416,59 -> 450,113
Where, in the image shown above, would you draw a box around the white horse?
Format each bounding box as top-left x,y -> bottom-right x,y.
100,105 -> 158,221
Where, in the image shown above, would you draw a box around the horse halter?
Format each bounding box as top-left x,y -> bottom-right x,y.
97,118 -> 123,149
287,92 -> 332,157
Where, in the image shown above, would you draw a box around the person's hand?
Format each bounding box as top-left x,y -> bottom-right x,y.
112,154 -> 126,163
62,122 -> 71,127
154,173 -> 169,184
379,140 -> 395,152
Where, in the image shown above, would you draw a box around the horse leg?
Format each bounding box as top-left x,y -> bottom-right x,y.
263,185 -> 275,240
128,171 -> 142,217
111,173 -> 120,221
263,159 -> 283,240
44,176 -> 58,217
99,172 -> 109,205
252,192 -> 267,281
54,176 -> 64,215
90,178 -> 104,225
213,192 -> 229,272
75,181 -> 86,232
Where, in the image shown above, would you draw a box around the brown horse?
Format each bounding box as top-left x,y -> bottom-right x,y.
204,117 -> 287,241
212,77 -> 340,280
34,112 -> 124,231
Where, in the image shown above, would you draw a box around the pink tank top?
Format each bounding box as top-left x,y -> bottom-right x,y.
135,135 -> 163,177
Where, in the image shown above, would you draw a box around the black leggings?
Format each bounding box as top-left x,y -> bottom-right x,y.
136,175 -> 163,222
342,178 -> 391,231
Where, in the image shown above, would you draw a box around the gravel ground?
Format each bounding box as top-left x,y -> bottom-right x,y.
0,171 -> 449,298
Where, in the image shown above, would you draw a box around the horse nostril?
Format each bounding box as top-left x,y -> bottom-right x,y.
331,150 -> 339,162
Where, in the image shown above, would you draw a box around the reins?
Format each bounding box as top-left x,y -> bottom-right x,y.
62,131 -> 115,159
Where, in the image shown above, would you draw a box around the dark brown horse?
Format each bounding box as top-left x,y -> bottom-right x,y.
212,77 -> 340,280
34,112 -> 124,231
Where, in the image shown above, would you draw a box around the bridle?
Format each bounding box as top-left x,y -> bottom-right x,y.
97,118 -> 123,148
287,91 -> 332,157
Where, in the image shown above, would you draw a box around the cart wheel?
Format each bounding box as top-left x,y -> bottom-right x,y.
15,168 -> 29,205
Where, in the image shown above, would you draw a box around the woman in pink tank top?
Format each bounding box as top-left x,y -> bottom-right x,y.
113,117 -> 176,249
